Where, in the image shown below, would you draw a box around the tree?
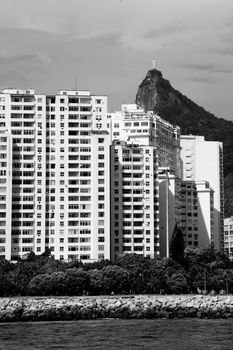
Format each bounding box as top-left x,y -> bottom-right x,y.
28,274 -> 52,296
116,253 -> 153,293
39,259 -> 67,275
116,253 -> 151,271
48,271 -> 67,295
166,272 -> 188,294
89,269 -> 104,294
169,224 -> 185,265
8,261 -> 41,295
83,259 -> 112,271
146,260 -> 167,294
65,268 -> 89,295
101,265 -> 130,294
0,259 -> 16,296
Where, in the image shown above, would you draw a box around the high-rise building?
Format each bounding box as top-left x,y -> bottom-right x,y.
0,89 -> 110,262
109,104 -> 182,259
0,129 -> 12,260
111,104 -> 181,177
110,141 -> 159,260
180,135 -> 224,250
180,181 -> 215,248
0,91 -> 224,262
224,217 -> 233,258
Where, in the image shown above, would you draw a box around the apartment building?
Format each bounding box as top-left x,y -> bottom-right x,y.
1,91 -> 224,262
180,135 -> 224,250
110,104 -> 182,259
0,89 -> 110,262
110,141 -> 159,260
0,129 -> 12,259
180,181 -> 214,249
111,104 -> 181,177
224,217 -> 233,258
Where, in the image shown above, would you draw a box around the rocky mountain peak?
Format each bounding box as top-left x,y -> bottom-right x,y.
136,69 -> 173,112
135,69 -> 233,217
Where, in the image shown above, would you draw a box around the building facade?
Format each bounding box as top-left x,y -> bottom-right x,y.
109,104 -> 182,259
180,135 -> 224,250
0,129 -> 12,259
0,92 -> 225,262
0,89 -> 110,262
180,181 -> 214,249
224,217 -> 233,258
110,141 -> 159,260
158,168 -> 178,258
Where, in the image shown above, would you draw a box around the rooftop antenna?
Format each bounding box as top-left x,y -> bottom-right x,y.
75,75 -> 78,91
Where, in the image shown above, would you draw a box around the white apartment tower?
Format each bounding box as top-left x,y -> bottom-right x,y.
111,141 -> 159,260
0,89 -> 110,262
0,129 -> 12,259
180,135 -> 224,250
110,104 -> 181,259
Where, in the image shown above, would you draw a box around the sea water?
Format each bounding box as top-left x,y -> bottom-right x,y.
0,319 -> 233,349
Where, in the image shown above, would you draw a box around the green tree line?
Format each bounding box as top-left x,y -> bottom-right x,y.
0,247 -> 232,296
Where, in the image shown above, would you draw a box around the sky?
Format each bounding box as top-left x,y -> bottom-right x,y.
0,0 -> 233,119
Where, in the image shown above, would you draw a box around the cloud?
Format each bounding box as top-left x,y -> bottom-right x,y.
77,31 -> 123,47
210,46 -> 233,56
181,63 -> 218,71
0,1 -> 232,119
0,50 -> 51,65
180,62 -> 233,74
0,54 -> 34,64
189,76 -> 216,84
144,23 -> 188,39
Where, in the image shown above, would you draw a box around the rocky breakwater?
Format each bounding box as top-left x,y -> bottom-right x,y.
1,295 -> 233,322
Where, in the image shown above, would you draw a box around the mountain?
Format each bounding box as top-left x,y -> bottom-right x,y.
136,69 -> 233,217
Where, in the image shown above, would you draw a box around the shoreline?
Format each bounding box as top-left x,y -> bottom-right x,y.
1,295 -> 233,322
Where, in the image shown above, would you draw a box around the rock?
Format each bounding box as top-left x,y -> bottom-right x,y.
1,295 -> 233,321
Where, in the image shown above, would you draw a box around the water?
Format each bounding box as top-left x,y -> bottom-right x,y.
0,319 -> 233,350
